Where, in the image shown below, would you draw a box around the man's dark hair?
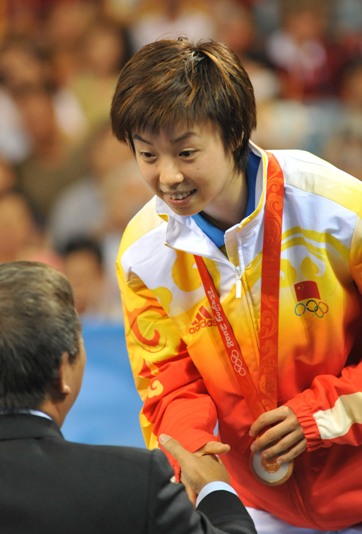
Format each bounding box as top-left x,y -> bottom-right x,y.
111,37 -> 256,170
0,261 -> 81,410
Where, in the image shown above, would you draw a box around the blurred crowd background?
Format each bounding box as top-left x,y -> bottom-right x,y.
0,0 -> 362,324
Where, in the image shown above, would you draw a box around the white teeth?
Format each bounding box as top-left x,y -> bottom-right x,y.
169,191 -> 192,200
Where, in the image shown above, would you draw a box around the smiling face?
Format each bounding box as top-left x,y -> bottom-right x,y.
133,121 -> 247,230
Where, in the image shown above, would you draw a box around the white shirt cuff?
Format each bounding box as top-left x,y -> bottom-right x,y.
196,481 -> 238,507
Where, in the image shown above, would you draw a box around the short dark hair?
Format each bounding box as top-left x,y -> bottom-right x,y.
111,37 -> 256,170
0,261 -> 81,410
60,236 -> 103,267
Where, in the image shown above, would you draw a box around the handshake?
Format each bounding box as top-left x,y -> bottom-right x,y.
159,434 -> 231,503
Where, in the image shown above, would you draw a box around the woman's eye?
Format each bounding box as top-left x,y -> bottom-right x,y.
180,150 -> 194,158
140,151 -> 155,160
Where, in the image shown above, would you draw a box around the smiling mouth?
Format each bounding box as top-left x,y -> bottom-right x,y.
165,190 -> 196,201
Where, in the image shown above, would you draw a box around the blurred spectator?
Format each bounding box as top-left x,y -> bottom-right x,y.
250,0 -> 281,41
129,0 -> 215,50
321,57 -> 362,180
102,0 -> 139,23
0,84 -> 29,163
332,0 -> 362,60
49,123 -> 137,250
94,157 -> 153,302
212,1 -> 265,63
212,1 -> 279,105
0,157 -> 16,193
322,55 -> 362,180
43,1 -> 99,87
249,0 -> 359,154
1,0 -> 56,40
99,171 -> 152,326
93,159 -> 153,244
0,188 -> 60,266
322,115 -> 362,181
0,36 -> 53,92
0,37 -> 34,162
253,98 -> 314,151
339,57 -> 362,112
266,0 -> 344,101
0,36 -> 86,161
66,16 -> 134,133
60,236 -> 123,322
13,85 -> 87,225
0,189 -> 36,263
49,123 -> 152,311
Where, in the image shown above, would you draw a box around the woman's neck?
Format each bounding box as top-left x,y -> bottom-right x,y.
202,170 -> 248,231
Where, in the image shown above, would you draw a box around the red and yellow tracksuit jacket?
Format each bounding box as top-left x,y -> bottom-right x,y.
116,143 -> 362,530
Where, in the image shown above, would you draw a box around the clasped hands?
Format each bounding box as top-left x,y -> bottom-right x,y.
161,406 -> 306,502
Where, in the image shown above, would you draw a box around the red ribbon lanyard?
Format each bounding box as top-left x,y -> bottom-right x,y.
194,153 -> 284,420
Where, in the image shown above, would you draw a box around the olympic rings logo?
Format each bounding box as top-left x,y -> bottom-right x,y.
230,349 -> 247,376
294,299 -> 329,318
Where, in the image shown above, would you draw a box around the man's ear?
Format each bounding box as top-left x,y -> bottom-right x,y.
57,352 -> 72,396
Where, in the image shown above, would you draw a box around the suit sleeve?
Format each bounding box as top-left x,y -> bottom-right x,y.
286,216 -> 362,451
148,449 -> 257,534
117,256 -> 218,466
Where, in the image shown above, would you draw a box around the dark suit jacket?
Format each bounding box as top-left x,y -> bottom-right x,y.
0,414 -> 256,534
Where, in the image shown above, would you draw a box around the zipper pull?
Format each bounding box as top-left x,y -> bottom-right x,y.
235,268 -> 242,299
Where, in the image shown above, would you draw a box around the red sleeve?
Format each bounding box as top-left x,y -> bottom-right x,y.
118,268 -> 218,474
142,340 -> 218,475
286,361 -> 362,451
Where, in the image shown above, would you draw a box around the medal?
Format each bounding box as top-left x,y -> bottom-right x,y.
251,449 -> 293,486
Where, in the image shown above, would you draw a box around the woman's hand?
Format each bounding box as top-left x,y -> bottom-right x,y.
195,440 -> 231,457
249,406 -> 306,464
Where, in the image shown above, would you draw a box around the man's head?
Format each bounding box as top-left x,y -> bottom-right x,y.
0,261 -> 84,423
111,37 -> 256,170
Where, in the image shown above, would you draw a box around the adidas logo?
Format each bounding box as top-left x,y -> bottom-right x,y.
189,305 -> 217,334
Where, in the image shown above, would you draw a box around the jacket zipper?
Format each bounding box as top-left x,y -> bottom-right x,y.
235,266 -> 242,298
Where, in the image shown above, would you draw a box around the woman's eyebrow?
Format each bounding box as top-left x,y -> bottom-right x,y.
132,131 -> 198,145
169,131 -> 197,144
132,133 -> 151,144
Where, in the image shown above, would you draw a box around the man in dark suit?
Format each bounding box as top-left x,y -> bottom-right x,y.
0,261 -> 256,534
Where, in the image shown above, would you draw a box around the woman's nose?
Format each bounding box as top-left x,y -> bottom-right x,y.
159,162 -> 183,187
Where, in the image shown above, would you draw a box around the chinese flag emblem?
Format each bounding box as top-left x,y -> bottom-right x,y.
294,281 -> 320,301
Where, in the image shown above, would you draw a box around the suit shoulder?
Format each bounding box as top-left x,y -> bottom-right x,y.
61,440 -> 152,468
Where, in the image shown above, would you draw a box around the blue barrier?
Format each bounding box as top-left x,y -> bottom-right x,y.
62,320 -> 145,448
